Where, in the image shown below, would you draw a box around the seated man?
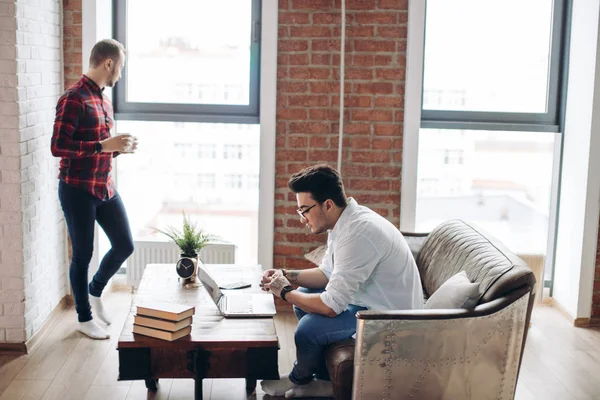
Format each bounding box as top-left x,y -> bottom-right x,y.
261,164 -> 424,398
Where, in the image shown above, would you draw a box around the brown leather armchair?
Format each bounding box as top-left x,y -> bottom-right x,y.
325,220 -> 536,400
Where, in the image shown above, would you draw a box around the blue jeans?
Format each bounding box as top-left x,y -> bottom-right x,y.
290,287 -> 368,385
58,180 -> 134,322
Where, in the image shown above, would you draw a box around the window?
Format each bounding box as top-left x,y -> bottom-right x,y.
224,144 -> 243,160
173,142 -> 194,158
197,173 -> 216,189
198,144 -> 216,159
99,121 -> 260,265
245,144 -> 258,161
225,174 -> 243,189
102,0 -> 274,274
113,0 -> 261,123
417,0 -> 569,295
416,130 -> 555,257
247,174 -> 259,189
421,0 -> 567,132
443,150 -> 464,165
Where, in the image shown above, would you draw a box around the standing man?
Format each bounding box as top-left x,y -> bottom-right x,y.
51,39 -> 136,340
261,165 -> 424,398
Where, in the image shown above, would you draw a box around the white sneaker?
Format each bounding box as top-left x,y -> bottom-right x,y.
285,378 -> 334,398
89,294 -> 111,325
77,320 -> 110,340
261,373 -> 298,397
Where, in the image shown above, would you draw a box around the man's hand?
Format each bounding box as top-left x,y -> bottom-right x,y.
260,269 -> 283,291
265,275 -> 291,298
100,134 -> 134,153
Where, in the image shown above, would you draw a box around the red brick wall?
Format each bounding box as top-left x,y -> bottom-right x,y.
275,0 -> 407,271
63,0 -> 82,89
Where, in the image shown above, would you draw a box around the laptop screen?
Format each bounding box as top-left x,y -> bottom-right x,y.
196,260 -> 224,306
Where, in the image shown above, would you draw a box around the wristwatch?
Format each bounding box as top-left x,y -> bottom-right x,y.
94,141 -> 103,153
280,285 -> 294,301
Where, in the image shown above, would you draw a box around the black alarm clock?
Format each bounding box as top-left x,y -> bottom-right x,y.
175,256 -> 197,280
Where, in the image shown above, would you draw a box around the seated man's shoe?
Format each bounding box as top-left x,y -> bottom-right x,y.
261,373 -> 298,397
77,320 -> 110,340
90,294 -> 111,325
285,378 -> 334,398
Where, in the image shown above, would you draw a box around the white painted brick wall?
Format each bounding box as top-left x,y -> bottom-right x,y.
0,0 -> 67,344
17,0 -> 66,342
0,0 -> 22,344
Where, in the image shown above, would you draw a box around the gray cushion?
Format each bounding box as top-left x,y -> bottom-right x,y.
424,271 -> 480,309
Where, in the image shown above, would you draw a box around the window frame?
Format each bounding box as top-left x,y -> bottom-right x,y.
112,0 -> 262,124
420,0 -> 567,133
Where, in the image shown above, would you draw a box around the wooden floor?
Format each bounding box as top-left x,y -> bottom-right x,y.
0,290 -> 599,400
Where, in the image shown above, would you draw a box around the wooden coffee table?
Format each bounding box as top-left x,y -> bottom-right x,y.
117,264 -> 280,400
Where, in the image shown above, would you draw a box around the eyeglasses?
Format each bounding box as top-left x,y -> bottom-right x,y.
296,204 -> 317,218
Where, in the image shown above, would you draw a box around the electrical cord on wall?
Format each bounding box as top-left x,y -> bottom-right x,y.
337,0 -> 346,174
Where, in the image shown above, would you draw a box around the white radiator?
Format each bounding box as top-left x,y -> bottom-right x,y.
517,253 -> 545,303
126,241 -> 236,288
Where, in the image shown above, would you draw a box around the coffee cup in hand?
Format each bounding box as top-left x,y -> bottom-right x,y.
121,134 -> 137,153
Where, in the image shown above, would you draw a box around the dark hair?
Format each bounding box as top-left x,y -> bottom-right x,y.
288,164 -> 347,207
89,39 -> 125,68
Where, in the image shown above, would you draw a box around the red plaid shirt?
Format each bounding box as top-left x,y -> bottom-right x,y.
51,75 -> 118,199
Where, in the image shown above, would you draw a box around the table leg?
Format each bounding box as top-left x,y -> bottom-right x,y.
187,349 -> 210,400
145,378 -> 158,392
245,378 -> 257,395
194,378 -> 203,400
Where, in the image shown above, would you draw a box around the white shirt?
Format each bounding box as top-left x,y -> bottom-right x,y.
319,198 -> 424,315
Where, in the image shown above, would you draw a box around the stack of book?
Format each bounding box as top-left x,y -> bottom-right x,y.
133,300 -> 195,341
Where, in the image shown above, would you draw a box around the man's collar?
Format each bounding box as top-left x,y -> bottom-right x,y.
81,74 -> 104,93
329,198 -> 357,236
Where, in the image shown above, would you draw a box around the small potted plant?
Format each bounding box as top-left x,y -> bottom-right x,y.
154,212 -> 217,284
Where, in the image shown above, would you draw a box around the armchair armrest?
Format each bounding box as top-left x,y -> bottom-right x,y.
357,284 -> 532,321
353,287 -> 533,400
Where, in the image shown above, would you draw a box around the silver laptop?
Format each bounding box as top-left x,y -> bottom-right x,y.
196,262 -> 276,318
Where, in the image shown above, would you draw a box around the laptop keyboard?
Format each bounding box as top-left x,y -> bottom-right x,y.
226,295 -> 253,313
